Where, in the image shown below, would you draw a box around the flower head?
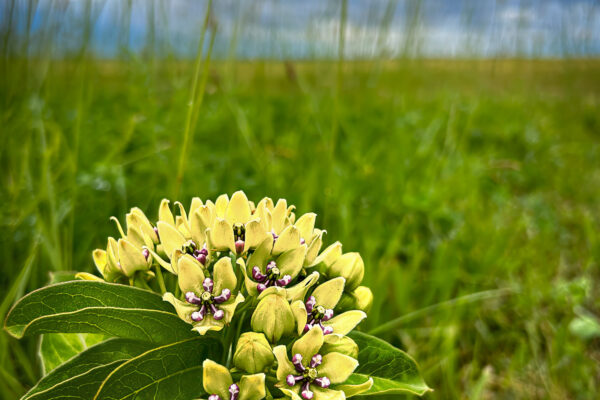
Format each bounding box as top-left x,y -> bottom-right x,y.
292,278 -> 366,338
273,327 -> 359,400
163,257 -> 244,335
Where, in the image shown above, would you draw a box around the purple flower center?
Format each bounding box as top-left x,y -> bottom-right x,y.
208,383 -> 240,400
233,224 -> 245,254
252,261 -> 292,293
303,296 -> 334,335
185,278 -> 231,321
286,353 -> 331,400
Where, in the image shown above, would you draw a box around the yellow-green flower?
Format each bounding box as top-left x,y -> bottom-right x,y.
163,257 -> 244,335
88,237 -> 152,282
202,359 -> 265,400
292,278 -> 366,338
273,327 -> 361,400
233,332 -> 274,373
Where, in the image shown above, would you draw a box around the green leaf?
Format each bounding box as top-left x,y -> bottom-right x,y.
24,338 -> 156,400
39,333 -> 106,374
94,337 -> 222,400
4,281 -> 195,344
348,331 -> 431,396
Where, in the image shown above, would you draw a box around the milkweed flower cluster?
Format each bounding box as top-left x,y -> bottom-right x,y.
81,191 -> 374,399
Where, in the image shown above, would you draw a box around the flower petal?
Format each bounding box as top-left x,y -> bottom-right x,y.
225,190 -> 252,225
214,194 -> 229,218
158,199 -> 175,226
272,345 -> 295,383
270,199 -> 289,234
295,212 -> 316,241
305,231 -> 324,266
75,272 -> 104,282
290,300 -> 307,336
213,256 -> 237,293
157,221 -> 186,259
207,219 -> 236,253
202,359 -> 233,399
312,277 -> 345,309
220,292 -> 245,323
192,320 -> 224,335
189,197 -> 203,215
277,245 -> 307,278
163,292 -> 195,324
146,246 -> 176,274
177,254 -> 205,294
240,258 -> 259,296
292,326 -> 324,363
285,272 -> 320,302
246,237 -> 273,274
238,373 -> 266,400
311,241 -> 342,268
118,238 -> 147,277
323,310 -> 367,336
318,353 -> 358,384
92,249 -> 107,276
244,220 -> 270,250
189,209 -> 207,248
272,225 -> 301,256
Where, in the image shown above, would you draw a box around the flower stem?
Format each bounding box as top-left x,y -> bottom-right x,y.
154,264 -> 167,294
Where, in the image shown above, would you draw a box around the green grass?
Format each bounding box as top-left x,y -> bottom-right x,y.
1,57 -> 599,399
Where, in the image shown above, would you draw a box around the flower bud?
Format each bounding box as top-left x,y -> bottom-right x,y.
321,335 -> 359,359
328,252 -> 364,291
233,332 -> 274,373
251,290 -> 295,342
335,285 -> 373,313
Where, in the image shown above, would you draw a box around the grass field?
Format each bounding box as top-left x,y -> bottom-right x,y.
1,55 -> 600,399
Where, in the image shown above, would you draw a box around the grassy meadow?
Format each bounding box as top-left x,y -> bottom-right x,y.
1,50 -> 600,399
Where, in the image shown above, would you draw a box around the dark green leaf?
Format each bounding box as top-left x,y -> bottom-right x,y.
4,281 -> 195,344
24,338 -> 155,400
39,333 -> 106,374
348,331 -> 431,396
94,337 -> 222,400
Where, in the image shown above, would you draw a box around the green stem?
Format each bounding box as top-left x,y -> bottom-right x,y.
154,264 -> 167,294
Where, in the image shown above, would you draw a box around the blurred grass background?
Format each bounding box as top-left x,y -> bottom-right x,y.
1,0 -> 600,399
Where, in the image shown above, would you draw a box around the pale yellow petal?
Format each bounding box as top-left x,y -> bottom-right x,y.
271,199 -> 288,234
305,231 -> 324,266
189,209 -> 207,248
225,190 -> 252,225
158,199 -> 175,226
276,245 -> 307,278
214,194 -> 229,218
244,220 -> 270,250
312,277 -> 345,309
312,241 -> 342,267
177,254 -> 205,294
273,345 -> 295,383
294,213 -> 315,241
110,216 -> 126,238
213,256 -> 237,293
238,373 -> 266,400
323,310 -> 367,336
92,249 -> 107,276
220,292 -> 245,323
246,237 -> 273,274
292,326 -> 324,362
189,197 -> 203,215
118,238 -> 147,277
318,353 -> 358,384
291,300 -> 307,335
207,219 -> 235,253
75,272 -> 104,282
202,359 -> 232,398
285,272 -> 320,302
335,377 -> 373,398
156,221 -> 186,259
313,387 -> 346,400
272,225 -> 301,256
163,292 -> 195,324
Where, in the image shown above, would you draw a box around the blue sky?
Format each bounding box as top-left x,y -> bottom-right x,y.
7,0 -> 600,58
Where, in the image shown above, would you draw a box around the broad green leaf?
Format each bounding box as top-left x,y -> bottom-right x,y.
348,331 -> 431,396
94,337 -> 222,400
4,281 -> 195,344
24,338 -> 155,400
39,333 -> 106,374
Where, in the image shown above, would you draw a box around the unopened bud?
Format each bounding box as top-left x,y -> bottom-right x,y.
233,332 -> 274,373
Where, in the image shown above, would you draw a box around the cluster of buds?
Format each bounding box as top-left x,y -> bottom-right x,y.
85,191 -> 374,399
